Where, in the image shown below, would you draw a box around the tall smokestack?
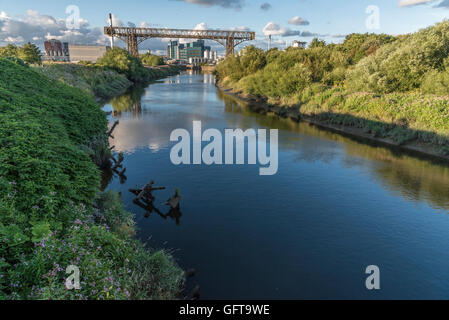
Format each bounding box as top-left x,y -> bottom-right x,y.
268,35 -> 272,51
109,13 -> 114,48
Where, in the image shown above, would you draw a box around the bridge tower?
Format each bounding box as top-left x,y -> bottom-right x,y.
126,32 -> 139,57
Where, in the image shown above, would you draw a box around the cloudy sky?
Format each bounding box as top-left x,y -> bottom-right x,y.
1,0 -> 448,54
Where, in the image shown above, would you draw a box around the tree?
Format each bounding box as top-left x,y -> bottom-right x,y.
140,53 -> 164,66
0,44 -> 19,58
96,48 -> 149,82
309,38 -> 326,49
18,43 -> 42,65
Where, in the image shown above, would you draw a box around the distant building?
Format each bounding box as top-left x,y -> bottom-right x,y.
68,45 -> 110,63
291,40 -> 307,48
44,39 -> 69,61
167,40 -> 217,63
167,41 -> 179,60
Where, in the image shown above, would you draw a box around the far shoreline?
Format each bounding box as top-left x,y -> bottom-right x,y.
216,83 -> 449,164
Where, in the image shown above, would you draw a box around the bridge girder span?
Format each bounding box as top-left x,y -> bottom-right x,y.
104,26 -> 255,57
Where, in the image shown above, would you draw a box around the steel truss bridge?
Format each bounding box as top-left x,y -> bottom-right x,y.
104,26 -> 255,57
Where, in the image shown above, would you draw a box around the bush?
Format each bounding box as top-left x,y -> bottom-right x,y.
141,53 -> 164,66
96,48 -> 150,83
35,63 -> 132,100
0,58 -> 183,299
0,43 -> 41,65
346,21 -> 449,93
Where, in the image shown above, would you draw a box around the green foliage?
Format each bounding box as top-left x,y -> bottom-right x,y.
0,58 -> 183,299
347,21 -> 449,93
217,33 -> 393,91
30,221 -> 52,243
309,38 -> 326,48
0,44 -> 19,58
0,43 -> 41,65
96,48 -> 149,83
35,63 -> 132,100
421,62 -> 449,95
140,53 -> 164,66
216,21 -> 449,153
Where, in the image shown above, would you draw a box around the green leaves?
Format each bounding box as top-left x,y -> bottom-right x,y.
30,221 -> 51,243
0,43 -> 41,65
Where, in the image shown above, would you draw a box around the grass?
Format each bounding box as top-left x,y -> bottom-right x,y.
0,58 -> 184,300
35,63 -> 132,101
298,87 -> 449,149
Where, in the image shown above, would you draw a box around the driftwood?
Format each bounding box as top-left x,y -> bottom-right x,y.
132,198 -> 165,219
130,182 -> 183,224
165,189 -> 181,209
111,152 -> 124,170
131,181 -> 166,203
107,120 -> 119,138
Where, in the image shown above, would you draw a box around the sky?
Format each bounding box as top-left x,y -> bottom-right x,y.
1,0 -> 449,54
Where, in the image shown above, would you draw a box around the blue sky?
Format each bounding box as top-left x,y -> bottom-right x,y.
1,0 -> 449,53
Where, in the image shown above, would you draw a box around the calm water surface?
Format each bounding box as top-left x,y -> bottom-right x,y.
103,72 -> 449,299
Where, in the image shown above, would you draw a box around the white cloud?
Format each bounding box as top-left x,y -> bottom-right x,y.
262,22 -> 300,37
194,22 -> 208,30
176,0 -> 244,9
0,10 -> 109,47
108,13 -> 123,27
288,16 -> 310,26
398,0 -> 432,6
230,26 -> 251,31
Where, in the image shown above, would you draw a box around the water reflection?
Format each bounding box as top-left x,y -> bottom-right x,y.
104,73 -> 449,299
217,89 -> 449,210
106,77 -> 449,211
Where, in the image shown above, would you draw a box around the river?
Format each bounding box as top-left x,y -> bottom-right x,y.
103,72 -> 449,299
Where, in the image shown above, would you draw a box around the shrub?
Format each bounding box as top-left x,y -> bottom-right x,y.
0,58 -> 183,299
346,21 -> 449,93
96,48 -> 150,83
0,43 -> 41,65
141,53 -> 164,66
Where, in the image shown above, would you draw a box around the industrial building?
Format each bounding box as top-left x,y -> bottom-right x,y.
291,40 -> 307,48
68,45 -> 110,63
43,40 -> 69,61
167,40 -> 218,63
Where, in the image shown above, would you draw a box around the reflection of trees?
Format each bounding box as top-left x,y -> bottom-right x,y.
218,90 -> 449,210
343,144 -> 449,210
109,86 -> 146,117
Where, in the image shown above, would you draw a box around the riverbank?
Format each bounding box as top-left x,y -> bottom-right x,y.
215,22 -> 449,162
217,83 -> 449,162
0,58 -> 184,299
35,63 -> 180,102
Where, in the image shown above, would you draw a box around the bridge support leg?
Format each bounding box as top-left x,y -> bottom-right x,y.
127,33 -> 139,57
225,37 -> 235,57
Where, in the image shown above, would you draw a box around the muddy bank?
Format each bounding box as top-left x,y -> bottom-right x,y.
217,84 -> 449,163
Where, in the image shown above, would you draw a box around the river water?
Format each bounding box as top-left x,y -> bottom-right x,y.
103,72 -> 449,299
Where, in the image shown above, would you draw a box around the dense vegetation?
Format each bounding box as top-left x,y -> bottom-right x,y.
0,43 -> 42,65
34,49 -> 177,101
216,21 -> 449,154
0,58 -> 184,299
140,53 -> 165,66
96,48 -> 176,83
35,64 -> 132,101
